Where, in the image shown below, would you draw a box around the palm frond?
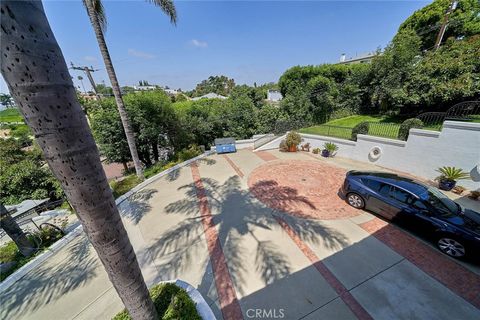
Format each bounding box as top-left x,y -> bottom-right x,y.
147,0 -> 177,25
83,0 -> 107,32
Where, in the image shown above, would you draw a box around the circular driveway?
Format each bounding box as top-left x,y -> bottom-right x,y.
248,159 -> 361,220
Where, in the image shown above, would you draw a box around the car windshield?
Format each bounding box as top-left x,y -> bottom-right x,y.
422,187 -> 459,216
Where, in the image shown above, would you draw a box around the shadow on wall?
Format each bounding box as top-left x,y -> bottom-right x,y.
142,175 -> 349,299
0,237 -> 98,319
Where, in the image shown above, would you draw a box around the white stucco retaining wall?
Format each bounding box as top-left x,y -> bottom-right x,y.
256,121 -> 480,190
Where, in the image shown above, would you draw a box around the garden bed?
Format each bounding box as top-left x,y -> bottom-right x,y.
112,282 -> 202,320
0,222 -> 65,282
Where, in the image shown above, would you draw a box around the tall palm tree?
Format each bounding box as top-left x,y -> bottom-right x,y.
83,0 -> 177,180
1,1 -> 157,318
0,204 -> 36,257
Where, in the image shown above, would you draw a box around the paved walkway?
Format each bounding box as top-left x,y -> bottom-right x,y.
1,149 -> 479,320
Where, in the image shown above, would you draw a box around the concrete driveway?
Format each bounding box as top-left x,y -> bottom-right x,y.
1,149 -> 479,320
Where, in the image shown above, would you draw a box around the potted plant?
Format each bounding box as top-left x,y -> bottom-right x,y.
452,186 -> 466,195
468,190 -> 480,201
285,131 -> 302,152
322,142 -> 339,158
436,166 -> 470,191
312,148 -> 321,154
301,143 -> 310,152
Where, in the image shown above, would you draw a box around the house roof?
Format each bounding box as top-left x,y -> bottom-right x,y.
192,93 -> 227,101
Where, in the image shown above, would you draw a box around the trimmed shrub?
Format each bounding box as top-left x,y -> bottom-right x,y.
398,118 -> 423,141
351,122 -> 369,141
113,283 -> 201,320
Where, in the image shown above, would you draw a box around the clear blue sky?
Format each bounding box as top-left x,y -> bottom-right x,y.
0,0 -> 430,93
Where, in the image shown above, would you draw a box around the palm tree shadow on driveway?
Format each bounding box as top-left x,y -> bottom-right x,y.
0,236 -> 98,319
141,174 -> 349,302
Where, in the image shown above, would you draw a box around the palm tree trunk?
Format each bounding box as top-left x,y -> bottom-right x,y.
0,2 -> 156,319
84,0 -> 144,180
0,204 -> 36,257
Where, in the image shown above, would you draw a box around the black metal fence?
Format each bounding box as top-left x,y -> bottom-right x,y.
417,100 -> 480,130
299,125 -> 353,140
366,122 -> 401,140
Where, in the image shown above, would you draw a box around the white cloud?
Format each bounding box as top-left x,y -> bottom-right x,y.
84,55 -> 97,62
189,39 -> 208,48
128,49 -> 155,59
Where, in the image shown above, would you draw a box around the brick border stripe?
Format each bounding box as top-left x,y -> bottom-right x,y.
191,163 -> 243,320
360,218 -> 480,309
254,150 -> 278,162
222,155 -> 244,178
275,216 -> 373,320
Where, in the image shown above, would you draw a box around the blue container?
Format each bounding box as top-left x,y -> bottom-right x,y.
215,138 -> 236,154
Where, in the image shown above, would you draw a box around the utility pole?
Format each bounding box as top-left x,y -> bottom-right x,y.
70,63 -> 102,100
434,0 -> 458,50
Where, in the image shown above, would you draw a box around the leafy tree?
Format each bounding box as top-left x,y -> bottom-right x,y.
255,104 -> 287,134
0,139 -> 63,205
177,99 -> 227,147
230,84 -> 266,108
0,93 -> 15,108
91,91 -> 182,166
224,96 -> 257,139
95,84 -> 113,96
404,35 -> 480,109
121,86 -> 136,95
399,0 -> 480,50
308,75 -> 338,122
369,29 -> 422,112
90,99 -> 131,165
191,75 -> 235,97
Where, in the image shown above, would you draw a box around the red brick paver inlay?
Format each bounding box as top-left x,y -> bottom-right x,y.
191,163 -> 243,320
248,160 -> 360,219
254,150 -> 278,162
222,154 -> 244,178
360,218 -> 480,309
276,216 -> 373,320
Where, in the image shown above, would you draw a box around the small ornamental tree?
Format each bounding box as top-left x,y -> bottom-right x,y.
351,122 -> 369,141
398,118 -> 424,141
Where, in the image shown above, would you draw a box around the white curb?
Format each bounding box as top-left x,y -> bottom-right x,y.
0,151 -> 215,293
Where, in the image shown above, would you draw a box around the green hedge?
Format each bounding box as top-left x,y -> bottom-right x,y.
112,283 -> 201,320
351,122 -> 369,141
398,118 -> 423,141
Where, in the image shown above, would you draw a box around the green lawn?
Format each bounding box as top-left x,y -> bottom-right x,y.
0,108 -> 23,123
324,115 -> 390,127
299,115 -> 405,140
299,125 -> 353,140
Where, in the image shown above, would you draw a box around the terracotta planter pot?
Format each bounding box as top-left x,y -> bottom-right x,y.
288,145 -> 297,152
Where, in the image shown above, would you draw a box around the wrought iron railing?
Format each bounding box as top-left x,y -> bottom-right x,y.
417,100 -> 480,130
253,134 -> 278,149
366,122 -> 401,140
300,125 -> 353,140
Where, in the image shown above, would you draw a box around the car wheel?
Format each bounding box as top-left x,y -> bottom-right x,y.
437,237 -> 466,258
347,193 -> 365,209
